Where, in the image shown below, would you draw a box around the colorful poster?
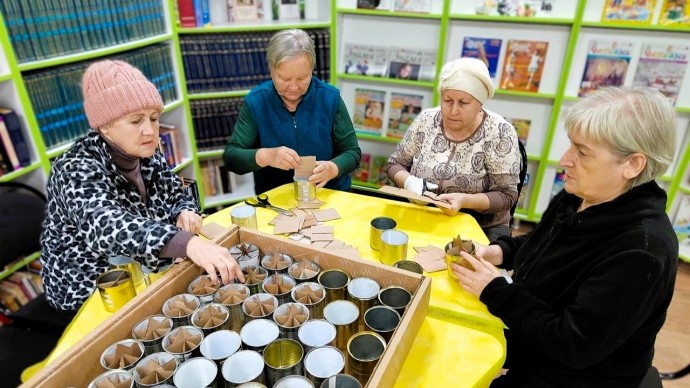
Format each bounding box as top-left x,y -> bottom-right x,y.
632,43 -> 689,105
601,0 -> 657,24
499,40 -> 549,92
461,37 -> 503,77
659,0 -> 690,25
578,40 -> 634,97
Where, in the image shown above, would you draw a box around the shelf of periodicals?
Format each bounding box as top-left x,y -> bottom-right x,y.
175,12 -> 332,209
335,0 -> 690,234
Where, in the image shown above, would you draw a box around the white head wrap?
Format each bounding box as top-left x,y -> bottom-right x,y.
438,57 -> 495,104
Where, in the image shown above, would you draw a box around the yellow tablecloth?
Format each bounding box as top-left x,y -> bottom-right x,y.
24,184 -> 506,387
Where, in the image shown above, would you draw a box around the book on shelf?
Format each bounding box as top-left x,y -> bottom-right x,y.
181,177 -> 201,208
601,0 -> 657,24
272,0 -> 302,20
193,0 -> 211,27
387,92 -> 423,139
659,0 -> 690,25
506,117 -> 531,146
0,280 -> 28,306
387,47 -> 437,82
394,0 -> 431,13
177,0 -> 198,27
369,155 -> 390,186
499,39 -> 549,93
550,169 -> 566,201
352,153 -> 372,183
228,0 -> 262,22
461,37 -> 503,78
0,117 -> 20,171
342,43 -> 390,77
632,43 -> 689,106
578,40 -> 634,98
353,88 -> 387,135
516,172 -> 531,209
0,108 -> 31,168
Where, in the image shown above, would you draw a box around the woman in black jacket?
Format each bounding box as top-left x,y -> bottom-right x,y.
453,86 -> 678,387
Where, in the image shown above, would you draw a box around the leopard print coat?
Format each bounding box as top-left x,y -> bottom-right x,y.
40,132 -> 198,312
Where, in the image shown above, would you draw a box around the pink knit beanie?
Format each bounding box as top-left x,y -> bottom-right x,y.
82,59 -> 164,129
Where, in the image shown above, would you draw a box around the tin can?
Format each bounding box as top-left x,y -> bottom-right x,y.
214,283 -> 250,332
132,352 -> 177,387
291,282 -> 326,319
192,302 -> 230,335
162,293 -> 200,328
304,346 -> 345,386
96,269 -> 136,313
161,325 -> 204,364
87,369 -> 133,388
263,338 -> 304,387
294,177 -> 316,202
173,357 -> 218,388
132,314 -> 173,356
347,331 -> 386,386
222,350 -> 266,386
100,338 -> 144,371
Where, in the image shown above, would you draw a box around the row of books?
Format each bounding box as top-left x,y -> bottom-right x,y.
180,29 -> 330,94
0,108 -> 30,178
601,0 -> 690,26
357,0 -> 433,13
0,0 -> 166,63
199,158 -> 236,198
190,98 -> 242,152
0,270 -> 44,313
177,0 -> 310,27
341,44 -> 436,83
23,44 -> 178,149
159,123 -> 184,169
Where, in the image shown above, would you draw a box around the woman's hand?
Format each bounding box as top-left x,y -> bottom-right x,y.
176,210 -> 202,234
436,192 -> 465,214
309,161 -> 339,188
257,146 -> 300,170
452,251 -> 502,298
186,236 -> 245,285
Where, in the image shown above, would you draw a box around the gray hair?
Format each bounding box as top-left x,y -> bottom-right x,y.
266,29 -> 316,71
563,86 -> 677,188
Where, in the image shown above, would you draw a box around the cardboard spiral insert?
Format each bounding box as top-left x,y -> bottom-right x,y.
24,226 -> 431,388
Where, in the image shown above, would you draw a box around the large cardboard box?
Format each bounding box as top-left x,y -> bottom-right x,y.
24,227 -> 431,387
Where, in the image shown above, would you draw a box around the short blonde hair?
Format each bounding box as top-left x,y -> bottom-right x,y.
266,29 -> 316,71
563,87 -> 677,188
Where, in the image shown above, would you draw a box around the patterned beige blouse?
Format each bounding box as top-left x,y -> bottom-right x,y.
387,107 -> 520,228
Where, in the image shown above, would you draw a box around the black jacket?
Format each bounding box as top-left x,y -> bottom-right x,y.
484,181 -> 677,387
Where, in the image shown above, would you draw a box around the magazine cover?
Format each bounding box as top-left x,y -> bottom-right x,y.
600,0 -> 657,24
659,0 -> 690,25
578,40 -> 634,98
499,40 -> 549,92
353,88 -> 387,134
507,117 -> 531,146
228,0 -> 261,22
342,43 -> 389,77
632,43 -> 689,105
394,0 -> 431,13
461,37 -> 503,77
387,47 -> 437,82
369,155 -> 390,186
352,153 -> 372,183
494,0 -> 553,16
387,92 -> 424,139
550,169 -> 566,200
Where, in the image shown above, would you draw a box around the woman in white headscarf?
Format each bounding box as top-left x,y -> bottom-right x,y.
387,57 -> 520,241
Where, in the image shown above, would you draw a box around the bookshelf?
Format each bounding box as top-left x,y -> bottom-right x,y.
332,0 -> 690,261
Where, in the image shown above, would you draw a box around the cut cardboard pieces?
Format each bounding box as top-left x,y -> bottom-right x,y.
378,185 -> 453,210
295,156 -> 316,180
25,226 -> 431,388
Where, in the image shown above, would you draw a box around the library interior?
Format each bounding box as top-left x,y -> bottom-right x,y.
1,0 -> 690,387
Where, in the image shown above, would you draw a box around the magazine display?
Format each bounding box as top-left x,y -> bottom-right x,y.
353,88 -> 387,134
342,43 -> 389,77
632,43 -> 689,105
485,0 -> 553,16
272,0 -> 300,20
461,37 -> 503,77
578,40 -> 634,97
659,0 -> 690,25
550,169 -> 566,201
600,0 -> 656,24
387,47 -> 437,82
387,92 -> 423,139
499,39 -> 549,92
394,0 -> 431,13
507,117 -> 531,146
369,155 -> 390,186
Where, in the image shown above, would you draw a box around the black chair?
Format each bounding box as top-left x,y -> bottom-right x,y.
0,181 -> 46,267
510,140 -> 529,232
639,366 -> 663,388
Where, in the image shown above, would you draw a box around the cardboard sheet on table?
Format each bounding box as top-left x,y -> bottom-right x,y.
378,185 -> 453,209
312,208 -> 341,222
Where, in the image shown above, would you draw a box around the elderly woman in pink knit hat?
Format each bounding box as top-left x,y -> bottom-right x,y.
387,57 -> 520,241
40,59 -> 244,314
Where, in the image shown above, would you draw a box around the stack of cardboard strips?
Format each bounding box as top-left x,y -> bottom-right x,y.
413,245 -> 446,272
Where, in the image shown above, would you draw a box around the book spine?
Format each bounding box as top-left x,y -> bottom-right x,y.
0,109 -> 31,167
177,0 -> 197,27
0,118 -> 20,170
